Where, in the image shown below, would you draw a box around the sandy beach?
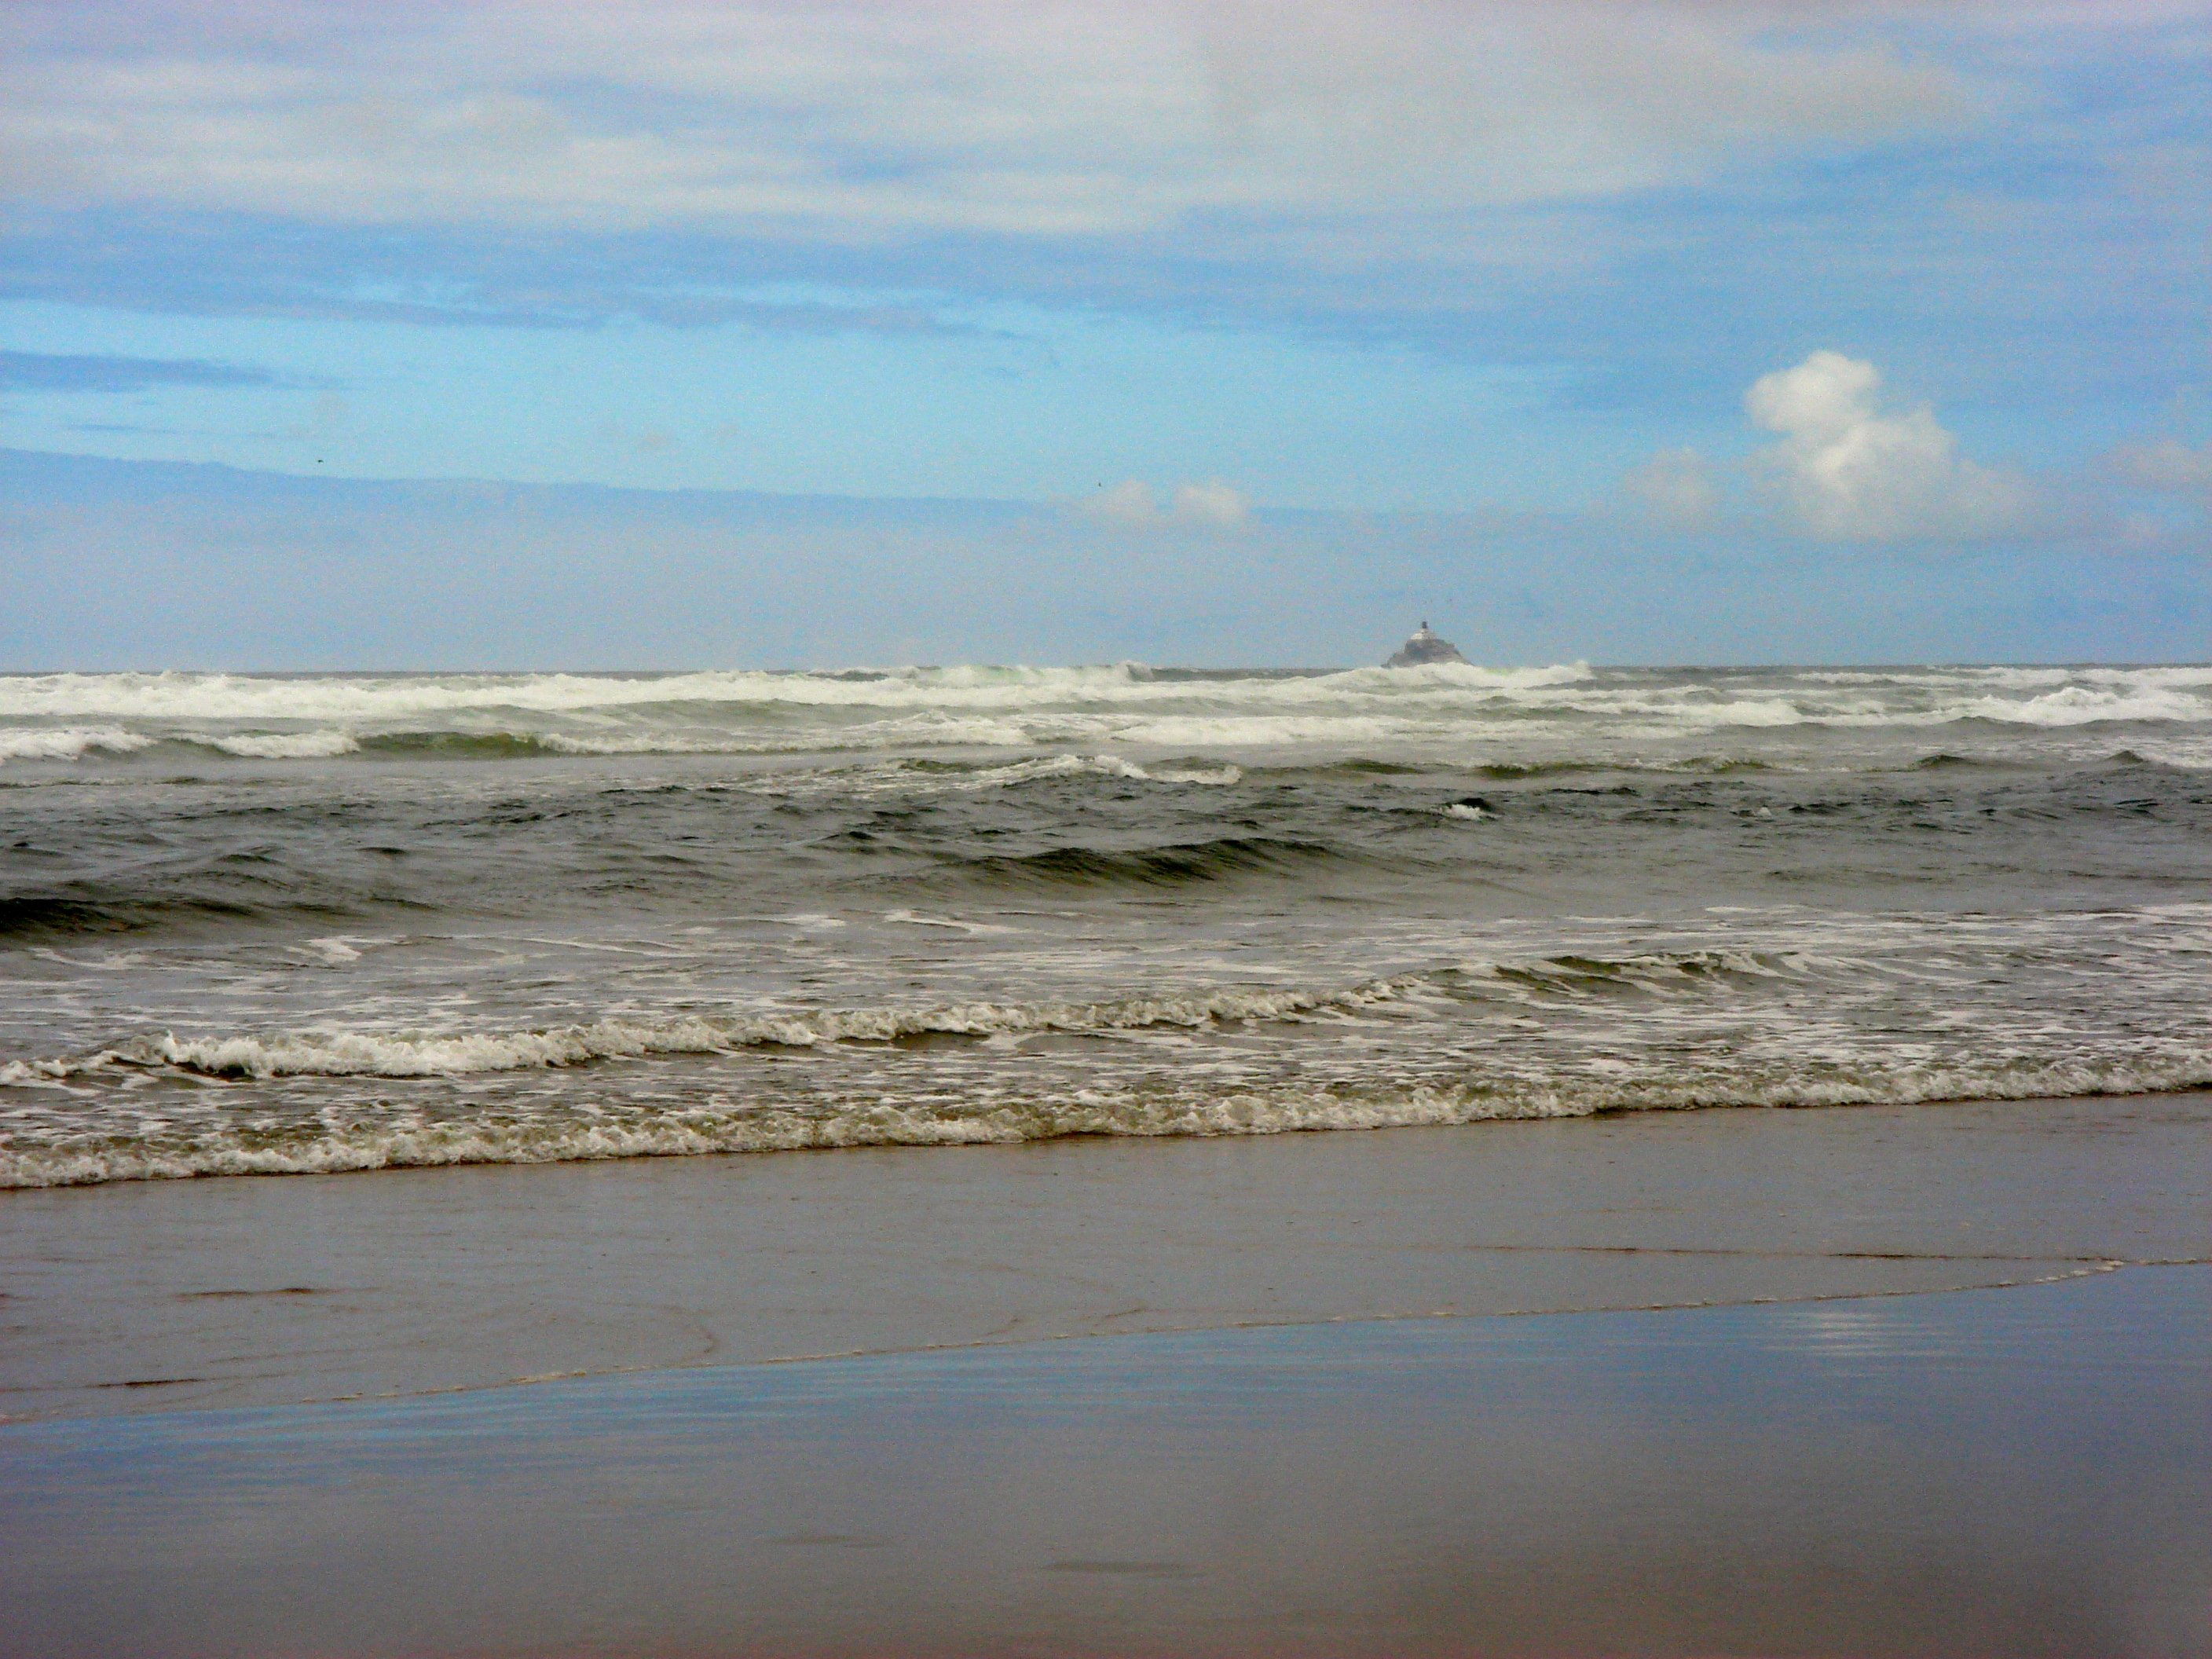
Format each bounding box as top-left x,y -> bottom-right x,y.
5,1093 -> 2209,1657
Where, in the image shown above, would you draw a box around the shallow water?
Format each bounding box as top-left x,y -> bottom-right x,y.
5,660 -> 2211,1185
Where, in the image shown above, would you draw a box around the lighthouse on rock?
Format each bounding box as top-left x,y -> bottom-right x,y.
1383,621 -> 1470,668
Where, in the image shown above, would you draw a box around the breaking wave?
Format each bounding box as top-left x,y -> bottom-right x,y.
8,1046 -> 2209,1190
0,726 -> 156,763
0,661 -> 1590,723
9,924 -> 2212,1188
4,661 -> 2208,774
12,979 -> 1393,1083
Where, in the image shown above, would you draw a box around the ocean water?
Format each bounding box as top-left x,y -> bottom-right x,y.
3,660 -> 2210,1188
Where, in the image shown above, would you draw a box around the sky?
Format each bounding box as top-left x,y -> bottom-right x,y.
2,0 -> 2209,668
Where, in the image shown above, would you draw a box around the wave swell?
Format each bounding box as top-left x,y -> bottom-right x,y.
950,836 -> 1352,888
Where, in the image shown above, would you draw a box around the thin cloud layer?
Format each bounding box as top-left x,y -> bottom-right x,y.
2119,438 -> 2212,496
2,2 -> 1986,242
1621,445 -> 1718,529
1080,478 -> 1252,533
0,350 -> 301,391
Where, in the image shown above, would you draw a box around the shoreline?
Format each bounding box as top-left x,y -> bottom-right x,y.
6,1090 -> 2208,1422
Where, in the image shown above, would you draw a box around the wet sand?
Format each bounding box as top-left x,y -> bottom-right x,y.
4,1262 -> 2207,1657
4,1092 -> 2210,1420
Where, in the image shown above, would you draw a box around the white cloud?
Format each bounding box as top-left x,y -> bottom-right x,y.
0,2 -> 1988,240
1079,478 -> 1251,533
1621,445 -> 1718,529
1080,480 -> 1166,530
1167,479 -> 1252,532
1745,350 -> 2038,542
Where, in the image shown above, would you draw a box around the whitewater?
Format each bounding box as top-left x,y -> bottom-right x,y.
4,660 -> 2210,1187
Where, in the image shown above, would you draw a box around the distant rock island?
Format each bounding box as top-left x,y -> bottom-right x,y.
1384,621 -> 1470,667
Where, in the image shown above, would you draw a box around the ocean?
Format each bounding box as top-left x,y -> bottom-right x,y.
3,659 -> 2209,1190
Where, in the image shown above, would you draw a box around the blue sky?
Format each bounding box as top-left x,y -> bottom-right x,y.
2,1 -> 2208,666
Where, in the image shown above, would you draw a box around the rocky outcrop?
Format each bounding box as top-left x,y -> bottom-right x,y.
1384,621 -> 1469,667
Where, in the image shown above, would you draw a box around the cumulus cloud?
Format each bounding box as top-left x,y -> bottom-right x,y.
1079,479 -> 1252,533
0,2 -> 1987,241
1745,350 -> 2037,542
1621,445 -> 1718,529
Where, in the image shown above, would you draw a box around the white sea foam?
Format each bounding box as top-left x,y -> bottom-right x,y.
2,664 -> 2204,769
1954,686 -> 2212,727
1964,665 -> 2212,691
0,665 -> 1148,721
28,980 -> 1415,1082
295,936 -> 371,964
0,726 -> 156,763
883,910 -> 1022,934
1146,762 -> 1243,784
1104,715 -> 1408,746
209,731 -> 362,759
925,753 -> 1147,786
0,661 -> 1590,723
9,905 -> 2212,1189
